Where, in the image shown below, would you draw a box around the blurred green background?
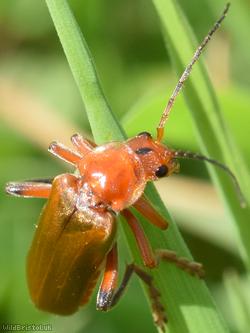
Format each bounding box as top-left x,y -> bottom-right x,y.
1,0 -> 250,332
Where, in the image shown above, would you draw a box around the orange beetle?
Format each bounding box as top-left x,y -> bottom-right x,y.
5,4 -> 243,331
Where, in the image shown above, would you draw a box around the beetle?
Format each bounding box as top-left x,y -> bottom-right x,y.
5,3 -> 244,331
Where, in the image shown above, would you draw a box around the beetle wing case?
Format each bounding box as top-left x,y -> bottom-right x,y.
27,174 -> 116,315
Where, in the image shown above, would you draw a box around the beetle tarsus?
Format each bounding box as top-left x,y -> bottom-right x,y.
155,249 -> 205,278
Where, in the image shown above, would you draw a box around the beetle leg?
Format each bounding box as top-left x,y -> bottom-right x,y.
97,243 -> 166,331
48,141 -> 82,165
71,133 -> 97,155
133,196 -> 169,230
5,180 -> 52,198
155,249 -> 205,278
122,209 -> 204,277
121,209 -> 156,268
96,243 -> 118,310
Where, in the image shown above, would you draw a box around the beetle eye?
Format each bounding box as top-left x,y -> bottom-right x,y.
135,147 -> 153,155
137,131 -> 152,138
155,165 -> 168,178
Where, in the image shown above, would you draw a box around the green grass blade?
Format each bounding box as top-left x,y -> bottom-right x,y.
223,272 -> 250,332
45,1 -> 230,332
152,0 -> 250,268
45,0 -> 124,144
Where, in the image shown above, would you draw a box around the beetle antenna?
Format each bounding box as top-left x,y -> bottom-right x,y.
174,150 -> 246,208
157,3 -> 231,142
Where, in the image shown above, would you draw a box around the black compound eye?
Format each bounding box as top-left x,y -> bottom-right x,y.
135,147 -> 153,155
155,165 -> 168,178
137,131 -> 152,138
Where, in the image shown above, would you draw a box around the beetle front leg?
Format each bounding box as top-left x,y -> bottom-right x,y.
123,209 -> 204,278
96,243 -> 166,332
133,195 -> 169,230
71,133 -> 97,155
48,141 -> 82,165
155,249 -> 205,278
5,180 -> 52,198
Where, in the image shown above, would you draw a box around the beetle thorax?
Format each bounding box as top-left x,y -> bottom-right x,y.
77,142 -> 146,212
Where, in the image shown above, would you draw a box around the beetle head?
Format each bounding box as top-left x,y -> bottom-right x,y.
127,132 -> 179,181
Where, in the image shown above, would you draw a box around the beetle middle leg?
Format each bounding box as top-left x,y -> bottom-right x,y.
122,209 -> 204,278
97,243 -> 166,331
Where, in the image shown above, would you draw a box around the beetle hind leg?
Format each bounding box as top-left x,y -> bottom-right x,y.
97,243 -> 167,332
5,180 -> 52,198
